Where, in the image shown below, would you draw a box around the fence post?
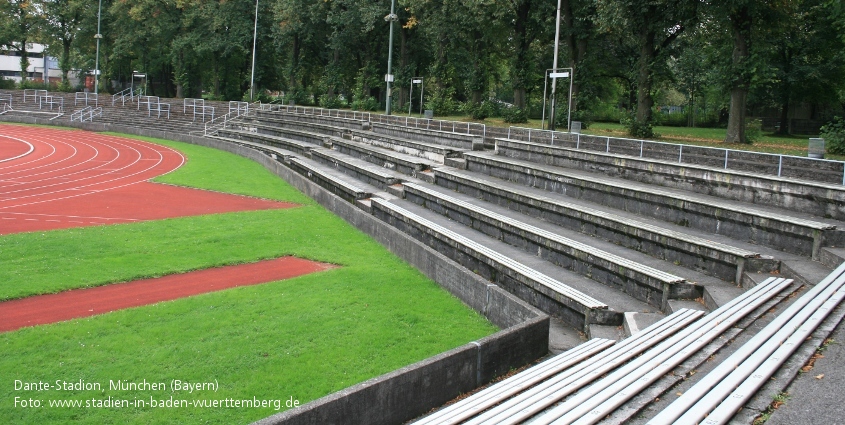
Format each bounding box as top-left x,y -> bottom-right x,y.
606,137 -> 610,153
551,131 -> 555,145
778,155 -> 783,177
640,141 -> 644,157
724,150 -> 729,169
508,127 -> 511,139
528,129 -> 531,143
679,145 -> 683,163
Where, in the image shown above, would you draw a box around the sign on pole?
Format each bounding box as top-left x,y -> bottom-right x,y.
385,74 -> 394,82
549,72 -> 570,79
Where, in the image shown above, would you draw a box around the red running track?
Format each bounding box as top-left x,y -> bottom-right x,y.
0,125 -> 297,234
0,257 -> 336,333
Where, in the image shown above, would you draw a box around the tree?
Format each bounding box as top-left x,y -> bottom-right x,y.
38,0 -> 84,86
3,0 -> 42,83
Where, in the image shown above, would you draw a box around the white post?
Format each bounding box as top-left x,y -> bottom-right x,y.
249,0 -> 259,101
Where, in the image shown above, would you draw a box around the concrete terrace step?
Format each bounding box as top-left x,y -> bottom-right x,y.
311,148 -> 404,189
239,122 -> 328,146
258,109 -> 369,131
329,137 -> 435,176
495,138 -> 845,221
345,128 -> 468,164
401,182 -> 696,311
216,128 -> 317,156
464,151 -> 845,259
371,122 -> 484,151
371,197 -> 660,333
208,135 -> 298,162
243,115 -> 346,138
286,156 -> 374,203
433,167 -> 779,283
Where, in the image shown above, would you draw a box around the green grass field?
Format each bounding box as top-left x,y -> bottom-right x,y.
0,131 -> 498,424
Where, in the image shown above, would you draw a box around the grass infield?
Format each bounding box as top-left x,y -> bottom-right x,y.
0,131 -> 497,424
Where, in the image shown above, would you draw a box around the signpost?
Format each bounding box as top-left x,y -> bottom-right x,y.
541,68 -> 573,132
409,77 -> 424,117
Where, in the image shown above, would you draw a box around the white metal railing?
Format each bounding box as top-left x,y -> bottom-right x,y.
112,87 -> 133,106
0,92 -> 13,108
138,95 -> 160,111
148,102 -> 170,119
203,109 -> 243,136
0,102 -> 12,114
275,105 -> 370,121
183,98 -> 204,114
373,114 -> 486,140
507,126 -> 845,185
38,95 -> 64,112
75,92 -> 98,107
229,101 -> 249,116
23,89 -> 47,103
192,105 -> 215,122
70,106 -> 91,121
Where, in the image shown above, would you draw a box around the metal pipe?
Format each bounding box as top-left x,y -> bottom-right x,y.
249,0 -> 259,101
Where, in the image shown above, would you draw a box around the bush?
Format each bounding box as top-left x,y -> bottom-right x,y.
461,101 -> 491,120
0,77 -> 14,90
319,95 -> 346,109
351,96 -> 379,111
821,116 -> 845,155
621,115 -> 657,138
744,118 -> 762,145
502,106 -> 528,124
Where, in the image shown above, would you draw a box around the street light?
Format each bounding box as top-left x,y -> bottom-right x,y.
94,0 -> 102,94
249,0 -> 258,101
384,0 -> 397,115
549,0 -> 562,130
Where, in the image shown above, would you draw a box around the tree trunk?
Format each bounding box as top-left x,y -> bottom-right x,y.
636,31 -> 656,124
724,6 -> 752,143
19,41 -> 29,82
512,0 -> 531,109
61,38 -> 73,84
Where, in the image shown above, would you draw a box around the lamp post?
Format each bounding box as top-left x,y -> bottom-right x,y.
548,0 -> 562,131
94,0 -> 102,94
250,0 -> 259,101
384,0 -> 397,115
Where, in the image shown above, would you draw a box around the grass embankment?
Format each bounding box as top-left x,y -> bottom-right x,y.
0,133 -> 497,424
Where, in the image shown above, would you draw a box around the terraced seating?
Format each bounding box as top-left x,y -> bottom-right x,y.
495,138 -> 845,221
236,121 -> 329,146
402,182 -> 695,310
371,122 -> 484,151
257,110 -> 368,131
647,263 -> 845,425
433,167 -> 778,283
371,198 -> 617,331
331,138 -> 434,177
242,115 -> 346,138
311,148 -> 403,189
216,128 -> 316,156
464,151 -> 843,259
287,157 -> 373,203
412,309 -> 705,425
346,128 -> 467,164
466,276 -> 791,425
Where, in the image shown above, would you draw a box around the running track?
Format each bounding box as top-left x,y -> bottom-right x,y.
0,125 -> 331,331
0,125 -> 297,234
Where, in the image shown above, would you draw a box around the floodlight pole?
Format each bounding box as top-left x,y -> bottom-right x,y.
549,0 -> 562,131
250,0 -> 259,101
385,0 -> 397,115
94,0 -> 102,94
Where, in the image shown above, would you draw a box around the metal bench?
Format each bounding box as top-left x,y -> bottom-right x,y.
647,263 -> 845,425
522,276 -> 793,425
403,182 -> 690,309
412,309 -> 704,425
370,198 -> 610,329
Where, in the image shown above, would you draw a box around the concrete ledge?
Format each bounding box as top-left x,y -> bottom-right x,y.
331,138 -> 432,176
217,128 -> 315,155
371,122 -> 483,151
258,110 -> 367,131
346,128 -> 466,163
495,138 -> 845,221
244,116 -> 346,138
310,148 -> 401,189
465,152 -> 833,258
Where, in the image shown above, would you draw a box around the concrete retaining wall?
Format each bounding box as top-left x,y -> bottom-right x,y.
371,122 -> 483,151
0,115 -> 550,425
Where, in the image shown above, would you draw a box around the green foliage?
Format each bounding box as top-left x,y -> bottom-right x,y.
502,106 -> 528,124
0,77 -> 14,90
319,94 -> 346,109
820,116 -> 845,154
745,118 -> 762,144
621,115 -> 657,138
350,96 -> 379,111
424,83 -> 459,116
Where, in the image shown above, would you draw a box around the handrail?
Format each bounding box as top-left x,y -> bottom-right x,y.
112,87 -> 133,106
70,106 -> 92,121
507,126 -> 845,185
0,92 -> 13,107
203,109 -> 243,136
